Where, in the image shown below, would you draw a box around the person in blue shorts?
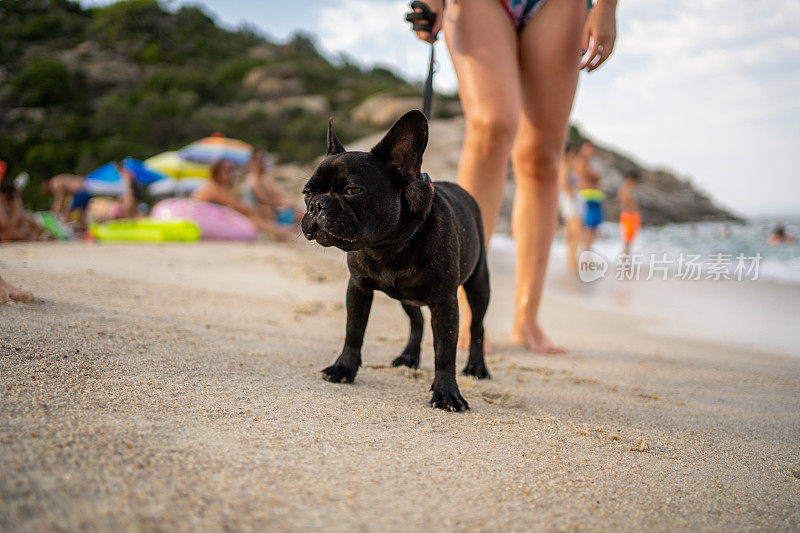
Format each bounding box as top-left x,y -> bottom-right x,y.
575,141 -> 604,251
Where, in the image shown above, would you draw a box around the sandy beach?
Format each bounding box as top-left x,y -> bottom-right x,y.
1,240 -> 799,531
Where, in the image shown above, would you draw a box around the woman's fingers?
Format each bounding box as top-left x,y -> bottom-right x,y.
580,37 -> 600,70
412,7 -> 437,43
587,42 -> 612,72
416,29 -> 436,44
585,31 -> 615,72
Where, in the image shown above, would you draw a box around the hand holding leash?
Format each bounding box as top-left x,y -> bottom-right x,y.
405,0 -> 442,44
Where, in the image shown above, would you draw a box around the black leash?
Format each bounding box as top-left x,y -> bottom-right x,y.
405,0 -> 437,119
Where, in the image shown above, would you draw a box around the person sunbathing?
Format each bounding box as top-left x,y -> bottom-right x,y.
242,149 -> 303,220
40,174 -> 88,226
0,274 -> 33,305
192,160 -> 294,242
0,183 -> 43,242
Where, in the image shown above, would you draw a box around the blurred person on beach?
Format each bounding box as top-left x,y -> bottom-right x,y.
1,158 -> 41,241
0,273 -> 33,305
112,161 -> 144,219
575,141 -> 604,252
410,0 -> 618,354
618,168 -> 641,255
41,173 -> 91,231
558,142 -> 582,272
192,159 -> 294,241
769,222 -> 795,246
42,163 -> 144,230
0,180 -> 43,242
242,149 -> 304,225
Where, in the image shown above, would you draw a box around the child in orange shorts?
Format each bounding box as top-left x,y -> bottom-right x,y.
618,170 -> 642,255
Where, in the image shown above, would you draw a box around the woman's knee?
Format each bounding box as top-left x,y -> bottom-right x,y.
464,112 -> 519,153
512,143 -> 561,183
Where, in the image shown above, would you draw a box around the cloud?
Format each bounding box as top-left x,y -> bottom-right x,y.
573,0 -> 800,213
315,0 -> 457,91
316,0 -> 405,50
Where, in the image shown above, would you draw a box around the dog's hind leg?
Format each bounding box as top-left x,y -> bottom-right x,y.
462,253 -> 491,379
392,303 -> 423,369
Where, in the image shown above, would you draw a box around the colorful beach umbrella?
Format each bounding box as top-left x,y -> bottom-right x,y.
177,133 -> 253,166
145,151 -> 211,180
147,177 -> 206,198
84,158 -> 168,196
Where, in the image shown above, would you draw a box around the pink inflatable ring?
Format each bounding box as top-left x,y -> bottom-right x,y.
150,198 -> 258,241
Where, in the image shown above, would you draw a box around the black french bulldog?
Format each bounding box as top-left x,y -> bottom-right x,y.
301,110 -> 490,412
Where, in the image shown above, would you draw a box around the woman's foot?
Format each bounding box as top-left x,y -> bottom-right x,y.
510,322 -> 565,355
456,288 -> 492,352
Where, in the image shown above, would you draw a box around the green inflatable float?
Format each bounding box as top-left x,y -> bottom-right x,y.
91,218 -> 201,242
36,212 -> 68,240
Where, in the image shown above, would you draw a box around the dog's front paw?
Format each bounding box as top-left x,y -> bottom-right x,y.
462,362 -> 491,380
391,348 -> 420,369
322,364 -> 358,384
429,382 -> 470,412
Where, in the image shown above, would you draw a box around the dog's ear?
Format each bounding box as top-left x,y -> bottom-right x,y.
370,110 -> 428,184
327,118 -> 345,155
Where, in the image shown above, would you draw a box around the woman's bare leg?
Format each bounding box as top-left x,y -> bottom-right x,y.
584,226 -> 597,251
444,1 -> 521,237
444,0 -> 521,346
566,216 -> 582,272
509,0 -> 586,353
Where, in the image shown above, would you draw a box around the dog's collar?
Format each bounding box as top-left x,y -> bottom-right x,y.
372,214 -> 428,252
368,175 -> 433,252
421,172 -> 434,191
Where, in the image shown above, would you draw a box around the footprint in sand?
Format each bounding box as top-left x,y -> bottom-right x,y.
480,391 -> 525,409
508,363 -> 555,376
291,301 -> 344,321
634,391 -> 659,401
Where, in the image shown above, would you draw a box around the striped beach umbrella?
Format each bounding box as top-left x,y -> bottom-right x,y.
145,151 -> 211,180
177,133 -> 253,166
84,158 -> 168,196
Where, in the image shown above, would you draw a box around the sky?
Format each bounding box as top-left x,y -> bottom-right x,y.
83,0 -> 800,216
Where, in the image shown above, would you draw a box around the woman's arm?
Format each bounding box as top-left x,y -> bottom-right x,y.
204,184 -> 257,216
581,0 -> 618,72
195,182 -> 293,241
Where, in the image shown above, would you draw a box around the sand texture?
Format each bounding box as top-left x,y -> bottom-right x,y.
1,241 -> 799,531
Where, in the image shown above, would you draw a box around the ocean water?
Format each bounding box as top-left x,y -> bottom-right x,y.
489,217 -> 800,356
499,216 -> 800,286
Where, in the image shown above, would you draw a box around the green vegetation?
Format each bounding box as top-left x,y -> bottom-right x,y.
0,0 -> 445,208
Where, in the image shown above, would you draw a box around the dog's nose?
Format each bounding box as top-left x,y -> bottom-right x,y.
310,195 -> 331,214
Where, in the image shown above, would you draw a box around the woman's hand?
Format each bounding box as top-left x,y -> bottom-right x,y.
581,0 -> 617,72
408,0 -> 444,44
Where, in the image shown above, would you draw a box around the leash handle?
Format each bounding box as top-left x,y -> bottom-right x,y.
405,1 -> 437,118
405,0 -> 436,34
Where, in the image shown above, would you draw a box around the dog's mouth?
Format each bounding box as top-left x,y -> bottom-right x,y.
320,228 -> 357,243
302,214 -> 360,248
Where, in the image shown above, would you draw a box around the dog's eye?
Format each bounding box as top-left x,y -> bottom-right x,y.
344,186 -> 363,195
302,189 -> 312,201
